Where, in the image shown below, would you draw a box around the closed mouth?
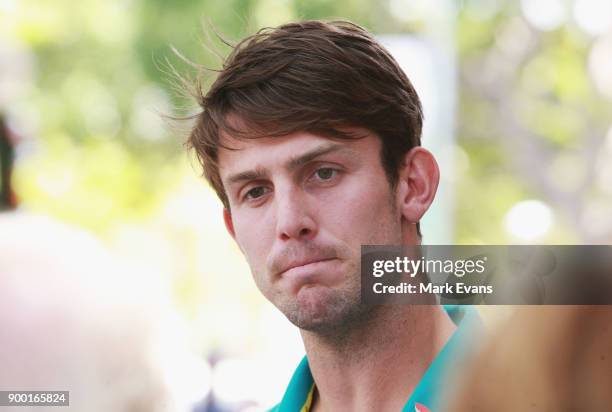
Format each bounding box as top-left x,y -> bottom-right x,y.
279,257 -> 337,276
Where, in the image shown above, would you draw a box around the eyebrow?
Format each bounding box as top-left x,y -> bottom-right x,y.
226,166 -> 269,185
225,143 -> 356,186
286,143 -> 354,171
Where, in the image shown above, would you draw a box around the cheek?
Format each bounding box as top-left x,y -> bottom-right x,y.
234,223 -> 273,296
233,212 -> 274,272
321,175 -> 397,233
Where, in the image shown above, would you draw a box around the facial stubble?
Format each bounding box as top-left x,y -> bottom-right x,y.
276,190 -> 402,339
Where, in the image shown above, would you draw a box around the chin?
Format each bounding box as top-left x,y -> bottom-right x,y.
281,284 -> 364,333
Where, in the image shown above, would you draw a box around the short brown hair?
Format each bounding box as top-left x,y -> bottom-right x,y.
187,20 -> 424,231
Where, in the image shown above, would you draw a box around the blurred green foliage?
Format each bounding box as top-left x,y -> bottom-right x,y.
3,0 -> 611,243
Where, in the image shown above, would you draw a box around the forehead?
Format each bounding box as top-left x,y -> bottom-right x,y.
217,128 -> 381,178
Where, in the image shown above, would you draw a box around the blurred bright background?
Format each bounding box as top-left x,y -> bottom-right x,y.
1,0 -> 611,411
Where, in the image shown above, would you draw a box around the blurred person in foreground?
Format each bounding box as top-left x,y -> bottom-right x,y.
0,213 -> 206,412
185,20 -> 481,412
448,306 -> 612,412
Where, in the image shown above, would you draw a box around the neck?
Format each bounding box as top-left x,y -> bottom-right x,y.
301,304 -> 455,412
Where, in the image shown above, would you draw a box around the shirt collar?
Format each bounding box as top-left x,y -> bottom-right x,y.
272,305 -> 483,412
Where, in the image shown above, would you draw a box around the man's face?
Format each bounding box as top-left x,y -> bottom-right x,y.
219,129 -> 404,333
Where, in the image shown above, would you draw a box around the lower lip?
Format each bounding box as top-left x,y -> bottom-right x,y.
280,259 -> 339,285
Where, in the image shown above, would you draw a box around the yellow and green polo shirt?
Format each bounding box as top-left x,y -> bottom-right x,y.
269,305 -> 482,412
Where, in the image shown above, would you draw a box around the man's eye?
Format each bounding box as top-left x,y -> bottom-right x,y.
245,186 -> 266,199
314,167 -> 337,181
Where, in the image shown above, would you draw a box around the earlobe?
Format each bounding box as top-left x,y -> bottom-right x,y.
396,147 -> 440,223
223,208 -> 236,239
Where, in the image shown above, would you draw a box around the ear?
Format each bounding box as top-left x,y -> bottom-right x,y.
223,208 -> 236,239
396,147 -> 439,224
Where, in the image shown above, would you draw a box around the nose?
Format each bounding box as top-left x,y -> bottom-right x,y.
274,185 -> 317,242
